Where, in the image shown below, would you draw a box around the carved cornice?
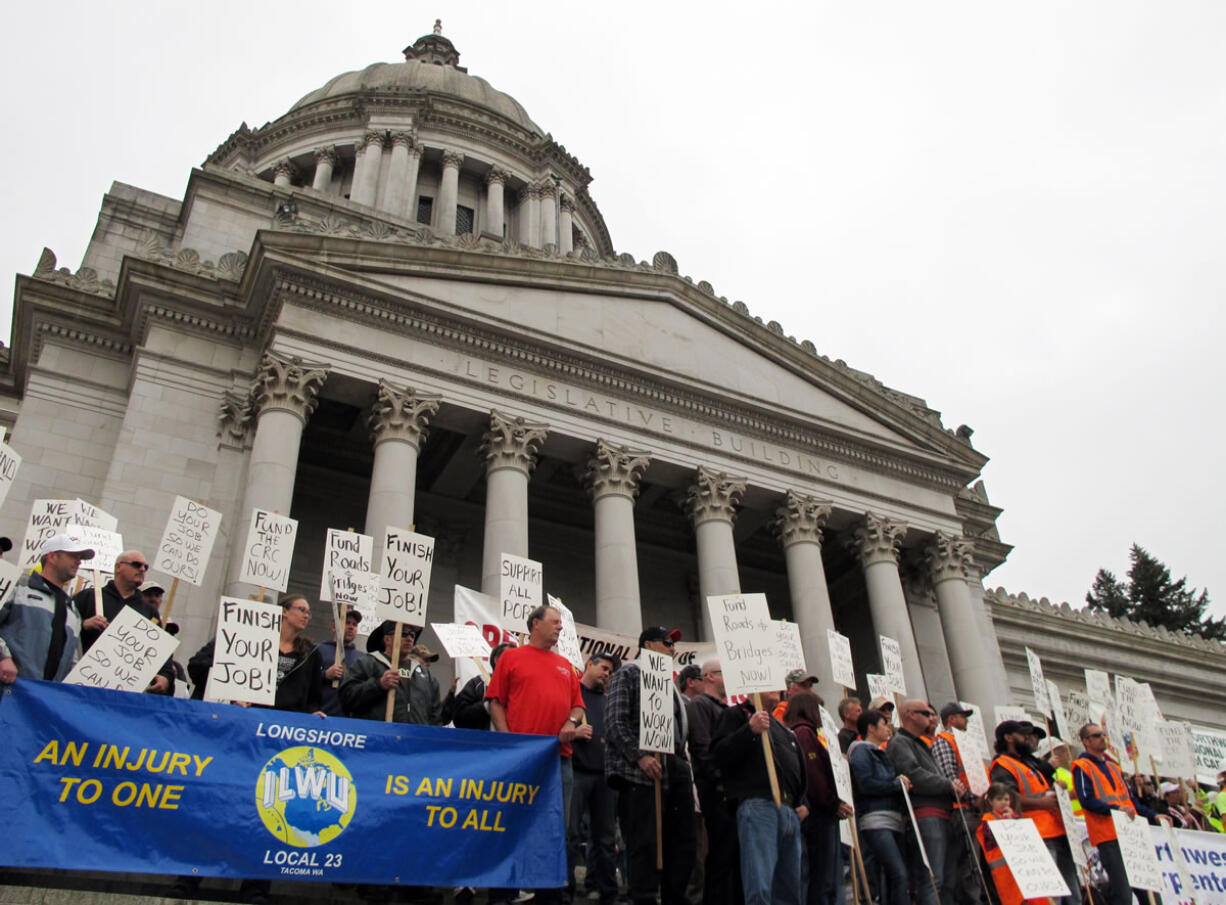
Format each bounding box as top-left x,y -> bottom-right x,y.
585,439 -> 651,501
367,379 -> 441,448
480,409 -> 548,474
926,530 -> 974,584
485,166 -> 509,186
251,350 -> 329,422
684,465 -> 746,526
852,512 -> 907,568
218,389 -> 254,448
773,490 -> 832,547
441,149 -> 465,170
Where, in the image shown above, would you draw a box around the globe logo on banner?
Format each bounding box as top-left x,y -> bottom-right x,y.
254,746 -> 356,847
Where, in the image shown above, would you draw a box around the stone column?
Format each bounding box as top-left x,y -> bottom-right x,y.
382,131 -> 416,219
684,465 -> 747,640
365,380 -> 441,570
774,491 -> 839,691
226,351 -> 328,595
524,184 -> 542,248
437,150 -> 464,236
927,531 -> 995,703
351,131 -> 384,207
312,147 -> 337,191
559,195 -> 575,254
479,410 -> 548,596
853,513 -> 927,699
539,180 -> 558,249
483,167 -> 508,240
586,439 -> 651,636
272,160 -> 295,188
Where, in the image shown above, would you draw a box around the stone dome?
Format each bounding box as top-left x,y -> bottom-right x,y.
289,27 -> 541,135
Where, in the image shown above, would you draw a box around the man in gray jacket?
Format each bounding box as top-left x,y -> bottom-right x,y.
885,699 -> 967,905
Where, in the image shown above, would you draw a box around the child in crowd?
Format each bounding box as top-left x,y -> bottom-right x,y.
976,782 -> 1057,905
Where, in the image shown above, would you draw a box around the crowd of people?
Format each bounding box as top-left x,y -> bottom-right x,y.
3,533 -> 1226,905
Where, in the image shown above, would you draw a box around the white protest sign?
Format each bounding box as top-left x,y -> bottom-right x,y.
827,629 -> 856,689
1064,691 -> 1091,735
0,559 -> 19,606
867,674 -> 899,725
549,594 -> 584,671
989,817 -> 1072,898
1116,676 -> 1148,767
0,441 -> 21,511
65,606 -> 178,693
498,553 -> 543,632
1048,679 -> 1071,742
639,649 -> 675,754
329,570 -> 380,629
1160,823 -> 1199,905
879,635 -> 905,694
773,621 -> 805,675
706,593 -> 784,697
1137,682 -> 1165,762
66,524 -> 124,576
238,509 -> 297,592
1054,785 -> 1089,872
953,727 -> 991,796
72,500 -> 117,531
204,597 -> 282,706
995,705 -> 1031,728
378,527 -> 434,626
1113,809 -> 1165,891
154,497 -> 221,586
19,499 -> 77,569
1026,647 -> 1050,713
319,528 -> 373,602
431,623 -> 493,661
1192,725 -> 1226,786
1086,669 -> 1113,711
962,701 -> 991,759
453,586 -> 520,686
1158,720 -> 1197,780
820,704 -> 855,803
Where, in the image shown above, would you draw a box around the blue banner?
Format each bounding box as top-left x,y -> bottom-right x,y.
0,680 -> 565,887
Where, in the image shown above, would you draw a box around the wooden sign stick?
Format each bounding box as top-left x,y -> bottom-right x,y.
385,623 -> 404,722
92,568 -> 104,627
161,577 -> 181,623
474,658 -> 490,682
654,753 -> 664,869
849,815 -> 873,904
752,692 -> 782,807
332,602 -> 348,688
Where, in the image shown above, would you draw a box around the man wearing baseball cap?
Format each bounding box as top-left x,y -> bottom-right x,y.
0,533 -> 94,683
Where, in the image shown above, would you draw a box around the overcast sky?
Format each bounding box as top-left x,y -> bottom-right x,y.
3,2 -> 1223,619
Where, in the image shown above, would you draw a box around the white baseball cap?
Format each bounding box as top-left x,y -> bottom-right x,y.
39,533 -> 95,559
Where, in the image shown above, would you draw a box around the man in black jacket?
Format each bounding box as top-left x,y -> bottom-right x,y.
711,689 -> 808,905
569,652 -> 619,905
688,658 -> 741,905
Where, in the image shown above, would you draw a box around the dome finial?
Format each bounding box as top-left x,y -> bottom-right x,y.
404,23 -> 465,70
433,18 -> 442,35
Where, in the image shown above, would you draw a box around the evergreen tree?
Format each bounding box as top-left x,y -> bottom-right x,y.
1086,544 -> 1224,641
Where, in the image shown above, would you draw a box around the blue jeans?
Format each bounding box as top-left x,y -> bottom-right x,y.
908,816 -> 950,905
860,828 -> 908,905
736,798 -> 803,905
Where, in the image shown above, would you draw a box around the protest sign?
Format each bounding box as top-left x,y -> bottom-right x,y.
330,570 -> 380,629
1137,682 -> 1166,762
0,441 -> 21,510
155,497 -> 221,586
548,595 -> 584,671
378,528 -> 434,626
820,704 -> 855,802
1026,647 -> 1049,713
0,559 -> 19,605
988,818 -> 1071,899
1054,786 -> 1089,872
64,606 -> 178,693
995,705 -> 1030,727
879,635 -> 905,694
19,500 -> 79,569
238,509 -> 297,593
1158,823 -> 1200,905
319,529 -> 374,603
71,500 -> 117,531
867,674 -> 899,725
204,597 -> 282,706
1113,809 -> 1165,890
1065,691 -> 1090,735
1192,725 -> 1226,785
1085,669 -> 1113,711
953,727 -> 991,796
454,586 -> 520,686
773,621 -> 805,675
962,700 -> 991,755
674,642 -> 715,670
1048,679 -> 1071,742
827,629 -> 855,689
431,623 -> 494,661
639,650 -> 675,754
1116,676 -> 1148,766
498,553 -> 543,632
706,593 -> 783,697
66,524 -> 124,576
1158,720 -> 1197,780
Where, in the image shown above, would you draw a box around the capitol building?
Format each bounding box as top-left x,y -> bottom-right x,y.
1,26 -> 1221,752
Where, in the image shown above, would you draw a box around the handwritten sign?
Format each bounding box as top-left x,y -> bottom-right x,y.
962,700 -> 991,757
1064,691 -> 1090,736
1085,669 -> 1113,711
549,595 -> 584,671
1026,647 -> 1049,714
431,623 -> 493,661
204,597 -> 282,706
1054,785 -> 1089,872
0,441 -> 21,510
64,606 -> 178,693
238,509 -> 297,592
989,817 -> 1072,899
19,500 -> 74,569
820,704 -> 855,804
1048,679 -> 1070,742
706,593 -> 783,697
498,553 -> 542,632
827,629 -> 855,689
378,528 -> 434,625
639,649 -> 675,754
319,529 -> 373,602
879,635 -> 905,694
773,621 -> 805,675
866,673 -> 899,725
1157,720 -> 1196,778
66,524 -> 123,576
153,497 -> 221,586
953,727 -> 991,796
330,570 -> 380,629
0,560 -> 19,606
1112,810 -> 1164,891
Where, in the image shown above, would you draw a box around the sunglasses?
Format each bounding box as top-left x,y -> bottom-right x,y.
118,560 -> 150,570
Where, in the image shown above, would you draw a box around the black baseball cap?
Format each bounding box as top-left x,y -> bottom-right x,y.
940,703 -> 974,721
639,626 -> 682,646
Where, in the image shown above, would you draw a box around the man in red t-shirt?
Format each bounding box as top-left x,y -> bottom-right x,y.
486,603 -> 589,905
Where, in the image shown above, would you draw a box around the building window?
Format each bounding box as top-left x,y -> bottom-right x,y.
416,196 -> 434,225
456,205 -> 474,235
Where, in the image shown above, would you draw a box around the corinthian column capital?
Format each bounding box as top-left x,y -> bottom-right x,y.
314,146 -> 339,166
684,465 -> 747,526
774,490 -> 832,547
485,166 -> 509,186
251,351 -> 329,423
441,149 -> 465,170
852,512 -> 907,568
217,390 -> 254,447
368,380 -> 441,448
390,130 -> 416,150
586,439 -> 651,501
481,409 -> 548,474
926,530 -> 974,584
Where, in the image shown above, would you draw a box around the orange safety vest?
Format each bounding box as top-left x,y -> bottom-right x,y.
937,730 -> 971,810
976,812 -> 1056,905
1072,754 -> 1136,846
991,754 -> 1063,839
